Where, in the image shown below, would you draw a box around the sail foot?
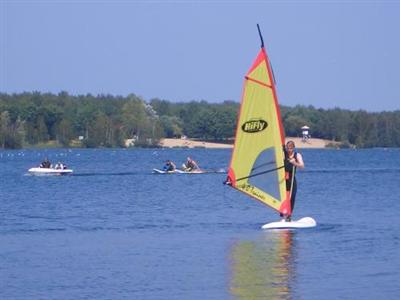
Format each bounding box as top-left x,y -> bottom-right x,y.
279,191 -> 292,216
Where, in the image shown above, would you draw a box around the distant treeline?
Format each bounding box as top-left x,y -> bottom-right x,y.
0,92 -> 399,149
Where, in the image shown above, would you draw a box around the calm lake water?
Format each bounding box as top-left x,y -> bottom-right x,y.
1,148 -> 399,299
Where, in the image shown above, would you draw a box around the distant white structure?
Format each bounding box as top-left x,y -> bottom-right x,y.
301,125 -> 310,142
125,135 -> 138,147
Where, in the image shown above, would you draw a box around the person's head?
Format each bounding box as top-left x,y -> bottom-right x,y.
187,157 -> 192,162
286,141 -> 295,152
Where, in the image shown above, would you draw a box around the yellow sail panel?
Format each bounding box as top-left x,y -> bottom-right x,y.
227,48 -> 287,212
247,50 -> 271,87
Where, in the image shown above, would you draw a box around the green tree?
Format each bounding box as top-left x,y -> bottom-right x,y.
159,115 -> 183,138
0,111 -> 24,148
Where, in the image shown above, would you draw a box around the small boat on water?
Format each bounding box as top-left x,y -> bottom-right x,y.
152,168 -> 205,174
154,157 -> 206,174
28,167 -> 73,176
29,158 -> 73,176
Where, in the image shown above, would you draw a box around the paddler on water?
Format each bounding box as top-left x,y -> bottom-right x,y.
182,157 -> 200,172
163,160 -> 176,172
282,140 -> 305,222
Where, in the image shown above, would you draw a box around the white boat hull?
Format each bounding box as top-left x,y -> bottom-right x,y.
28,167 -> 73,176
261,217 -> 316,229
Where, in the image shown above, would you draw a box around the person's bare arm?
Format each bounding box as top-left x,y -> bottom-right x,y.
289,153 -> 304,169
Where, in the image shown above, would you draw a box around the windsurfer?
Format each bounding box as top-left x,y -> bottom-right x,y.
282,141 -> 305,221
182,157 -> 199,172
163,160 -> 176,172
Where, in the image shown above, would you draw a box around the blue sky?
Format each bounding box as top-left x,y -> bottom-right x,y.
1,0 -> 399,111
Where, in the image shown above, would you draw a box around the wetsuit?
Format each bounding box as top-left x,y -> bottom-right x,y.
40,161 -> 51,168
164,163 -> 175,172
284,151 -> 298,214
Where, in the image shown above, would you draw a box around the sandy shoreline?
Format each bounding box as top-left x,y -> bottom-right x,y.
159,137 -> 338,149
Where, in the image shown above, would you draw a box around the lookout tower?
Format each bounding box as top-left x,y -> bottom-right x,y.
301,125 -> 310,142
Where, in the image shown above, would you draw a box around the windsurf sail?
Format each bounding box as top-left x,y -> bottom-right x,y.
226,25 -> 291,216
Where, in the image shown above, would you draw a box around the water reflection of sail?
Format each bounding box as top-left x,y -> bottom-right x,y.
229,231 -> 295,300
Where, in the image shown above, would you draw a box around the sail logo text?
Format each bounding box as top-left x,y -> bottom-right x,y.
238,184 -> 266,201
241,119 -> 268,133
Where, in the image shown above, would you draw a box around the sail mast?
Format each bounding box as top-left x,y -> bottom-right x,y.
257,24 -> 264,49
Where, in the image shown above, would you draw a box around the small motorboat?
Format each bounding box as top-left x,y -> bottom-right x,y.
28,167 -> 73,176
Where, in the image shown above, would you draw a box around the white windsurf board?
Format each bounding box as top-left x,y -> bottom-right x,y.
261,217 -> 316,229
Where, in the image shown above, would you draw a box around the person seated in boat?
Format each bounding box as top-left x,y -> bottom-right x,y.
182,157 -> 199,172
40,158 -> 51,168
281,140 -> 305,222
54,162 -> 64,170
163,160 -> 176,172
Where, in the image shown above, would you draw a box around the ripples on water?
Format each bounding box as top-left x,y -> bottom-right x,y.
1,148 -> 399,299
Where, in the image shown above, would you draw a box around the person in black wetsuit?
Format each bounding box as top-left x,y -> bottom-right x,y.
163,160 -> 176,172
282,140 -> 305,222
40,157 -> 51,168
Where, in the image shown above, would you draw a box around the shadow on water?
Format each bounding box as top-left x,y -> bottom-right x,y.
229,230 -> 296,300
